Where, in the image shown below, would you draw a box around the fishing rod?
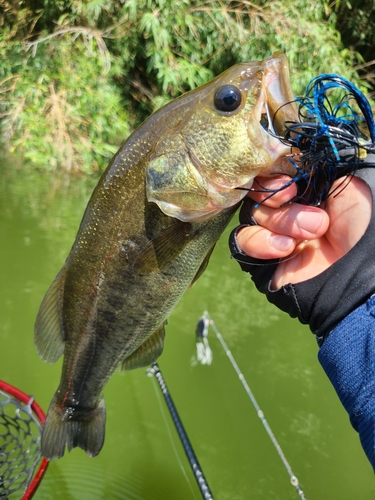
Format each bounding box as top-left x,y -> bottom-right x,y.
147,363 -> 214,500
195,312 -> 307,500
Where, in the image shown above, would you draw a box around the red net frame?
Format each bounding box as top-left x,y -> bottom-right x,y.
0,380 -> 49,499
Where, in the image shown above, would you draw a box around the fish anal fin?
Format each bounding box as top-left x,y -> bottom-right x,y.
133,222 -> 194,273
190,244 -> 216,287
121,323 -> 166,371
34,269 -> 66,364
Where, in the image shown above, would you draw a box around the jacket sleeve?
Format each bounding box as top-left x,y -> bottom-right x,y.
318,296 -> 375,470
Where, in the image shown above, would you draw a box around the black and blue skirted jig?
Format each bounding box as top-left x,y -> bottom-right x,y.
256,74 -> 375,206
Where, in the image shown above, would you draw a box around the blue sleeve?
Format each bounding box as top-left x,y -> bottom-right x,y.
318,294 -> 375,470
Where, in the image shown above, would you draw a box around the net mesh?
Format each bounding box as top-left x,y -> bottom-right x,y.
0,387 -> 45,499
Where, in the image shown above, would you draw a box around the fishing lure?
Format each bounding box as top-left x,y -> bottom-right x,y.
253,74 -> 375,206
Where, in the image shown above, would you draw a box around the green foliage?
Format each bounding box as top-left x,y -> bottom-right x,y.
333,0 -> 375,89
0,0 -> 369,173
0,3 -> 129,172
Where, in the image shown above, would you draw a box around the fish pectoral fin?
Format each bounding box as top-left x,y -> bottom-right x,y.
189,244 -> 216,288
34,268 -> 66,364
133,221 -> 194,273
120,323 -> 166,371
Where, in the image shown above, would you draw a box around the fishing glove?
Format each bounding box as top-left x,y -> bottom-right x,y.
229,164 -> 375,346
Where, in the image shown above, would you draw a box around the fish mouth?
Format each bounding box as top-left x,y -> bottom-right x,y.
261,51 -> 299,137
248,51 -> 300,177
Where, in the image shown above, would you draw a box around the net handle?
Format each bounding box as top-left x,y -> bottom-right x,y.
0,380 -> 49,500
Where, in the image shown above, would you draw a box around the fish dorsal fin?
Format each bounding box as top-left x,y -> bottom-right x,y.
120,323 -> 166,371
133,221 -> 194,274
34,269 -> 66,364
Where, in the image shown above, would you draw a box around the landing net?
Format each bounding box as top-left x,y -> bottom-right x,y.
0,381 -> 48,500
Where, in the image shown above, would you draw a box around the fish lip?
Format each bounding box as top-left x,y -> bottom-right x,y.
248,52 -> 300,176
259,52 -> 299,139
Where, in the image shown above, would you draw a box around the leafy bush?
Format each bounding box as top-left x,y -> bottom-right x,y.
333,0 -> 375,90
0,0 -> 368,173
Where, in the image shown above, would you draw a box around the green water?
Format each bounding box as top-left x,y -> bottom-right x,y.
1,161 -> 374,499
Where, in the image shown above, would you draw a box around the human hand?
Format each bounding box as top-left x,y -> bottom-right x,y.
235,175 -> 371,289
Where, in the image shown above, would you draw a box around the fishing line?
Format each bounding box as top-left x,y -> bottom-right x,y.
148,370 -> 198,499
195,312 -> 307,500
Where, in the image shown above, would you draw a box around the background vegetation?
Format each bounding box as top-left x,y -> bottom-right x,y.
0,0 -> 374,174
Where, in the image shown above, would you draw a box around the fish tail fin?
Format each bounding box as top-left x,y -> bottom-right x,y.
41,396 -> 106,460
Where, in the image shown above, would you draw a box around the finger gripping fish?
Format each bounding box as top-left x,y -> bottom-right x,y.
35,52 -> 297,459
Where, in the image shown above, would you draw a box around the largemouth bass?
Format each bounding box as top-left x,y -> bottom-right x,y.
35,52 -> 298,459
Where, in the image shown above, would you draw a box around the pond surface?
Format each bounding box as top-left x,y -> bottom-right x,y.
1,159 -> 374,499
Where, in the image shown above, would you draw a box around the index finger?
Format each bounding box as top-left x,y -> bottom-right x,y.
247,175 -> 297,207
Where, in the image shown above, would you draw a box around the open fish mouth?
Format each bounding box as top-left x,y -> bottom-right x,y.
261,51 -> 299,137
245,51 -> 300,177
238,51 -> 300,182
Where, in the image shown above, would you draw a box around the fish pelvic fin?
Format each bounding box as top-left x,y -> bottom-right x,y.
121,323 -> 166,371
34,269 -> 66,363
189,244 -> 216,288
41,395 -> 106,460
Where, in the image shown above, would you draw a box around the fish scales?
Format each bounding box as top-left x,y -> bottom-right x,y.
35,52 -> 299,459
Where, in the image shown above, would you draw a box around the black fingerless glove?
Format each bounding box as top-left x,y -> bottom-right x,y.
229,166 -> 375,346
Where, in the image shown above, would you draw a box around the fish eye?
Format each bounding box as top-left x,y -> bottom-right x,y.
214,85 -> 242,112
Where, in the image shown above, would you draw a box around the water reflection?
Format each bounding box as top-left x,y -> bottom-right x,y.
41,461 -> 150,499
